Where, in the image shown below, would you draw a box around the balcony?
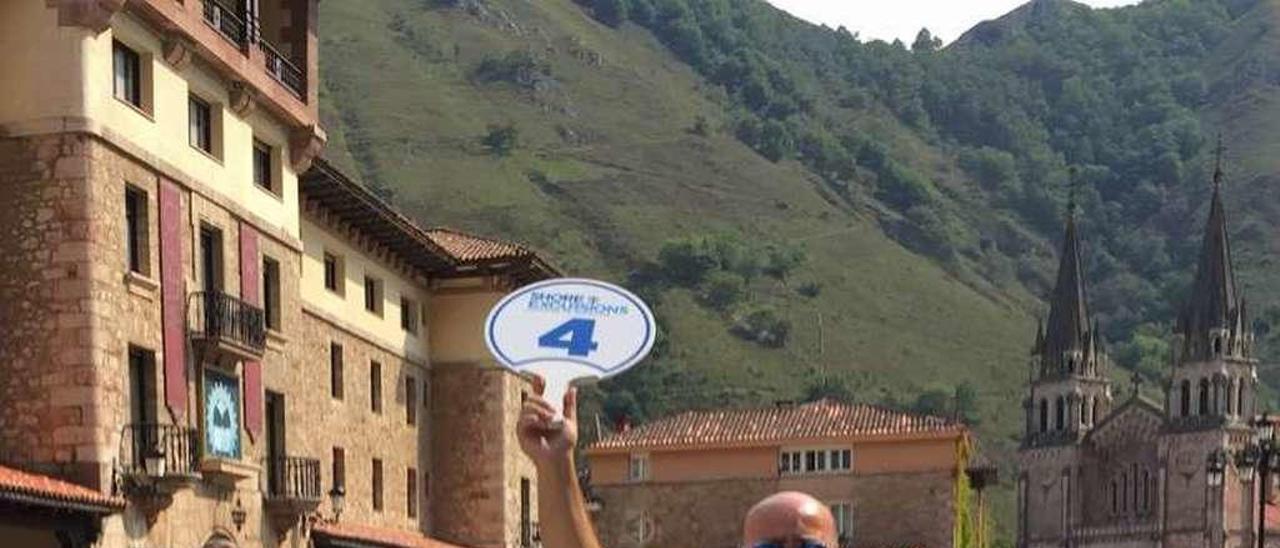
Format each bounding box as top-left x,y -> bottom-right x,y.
263,456 -> 322,515
201,0 -> 307,99
202,0 -> 247,47
188,291 -> 266,361
260,40 -> 305,98
117,423 -> 201,493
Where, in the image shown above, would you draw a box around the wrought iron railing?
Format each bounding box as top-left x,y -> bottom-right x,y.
260,40 -> 306,98
203,1 -> 248,47
119,423 -> 201,477
188,291 -> 267,355
265,456 -> 322,502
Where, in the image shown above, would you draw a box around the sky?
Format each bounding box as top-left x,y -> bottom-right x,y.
765,0 -> 1142,45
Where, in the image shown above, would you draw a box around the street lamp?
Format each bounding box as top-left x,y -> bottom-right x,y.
1222,413 -> 1280,548
1207,449 -> 1227,487
143,445 -> 167,478
328,485 -> 345,522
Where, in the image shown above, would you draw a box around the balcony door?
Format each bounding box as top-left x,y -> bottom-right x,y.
265,391 -> 285,492
200,225 -> 223,295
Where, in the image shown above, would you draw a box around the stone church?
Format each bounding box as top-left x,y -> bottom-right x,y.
1017,161 -> 1271,548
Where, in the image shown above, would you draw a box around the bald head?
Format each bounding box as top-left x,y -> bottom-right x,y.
742,492 -> 838,547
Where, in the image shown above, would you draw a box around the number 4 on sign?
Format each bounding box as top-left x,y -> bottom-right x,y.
537,318 -> 599,357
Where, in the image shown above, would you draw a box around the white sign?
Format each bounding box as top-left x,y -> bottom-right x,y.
485,278 -> 656,418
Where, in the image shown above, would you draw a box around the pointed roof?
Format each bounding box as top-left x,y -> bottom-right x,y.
1042,209 -> 1090,358
1182,167 -> 1238,337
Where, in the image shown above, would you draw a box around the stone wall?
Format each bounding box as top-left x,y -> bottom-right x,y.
431,362 -> 534,548
0,133 -> 103,489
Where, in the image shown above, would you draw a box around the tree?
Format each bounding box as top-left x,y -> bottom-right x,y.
593,0 -> 628,27
657,237 -> 718,285
763,245 -> 805,282
912,28 -> 941,53
481,124 -> 518,156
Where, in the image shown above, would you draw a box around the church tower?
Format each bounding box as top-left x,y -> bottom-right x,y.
1024,198 -> 1112,447
1167,155 -> 1257,427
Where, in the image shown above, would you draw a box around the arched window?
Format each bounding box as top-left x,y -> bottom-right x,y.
1068,356 -> 1076,373
1199,378 -> 1210,415
1239,381 -> 1247,418
1110,479 -> 1118,515
1039,399 -> 1048,433
1080,398 -> 1089,426
1227,379 -> 1235,415
1214,336 -> 1223,355
1055,397 -> 1065,431
1093,397 -> 1101,425
1131,463 -> 1139,510
1142,469 -> 1151,512
1180,380 -> 1191,417
1121,472 -> 1129,512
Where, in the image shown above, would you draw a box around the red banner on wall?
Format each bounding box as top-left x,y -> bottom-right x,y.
159,181 -> 187,419
239,223 -> 262,440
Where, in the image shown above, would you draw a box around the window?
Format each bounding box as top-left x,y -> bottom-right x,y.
1092,398 -> 1100,426
372,458 -> 384,512
520,477 -> 533,547
364,276 -> 383,315
323,252 -> 343,294
1198,378 -> 1210,416
829,502 -> 853,542
332,447 -> 346,489
199,225 -> 223,293
125,186 -> 149,275
628,453 -> 649,481
1180,380 -> 1191,417
1239,381 -> 1247,417
780,448 -> 849,475
127,346 -> 156,426
407,467 -> 418,518
113,41 -> 142,108
423,378 -> 430,412
262,256 -> 281,331
370,361 -> 382,414
1055,396 -> 1065,431
406,377 -> 417,426
400,296 -> 419,334
1110,480 -> 1118,515
252,140 -> 277,194
330,343 -> 344,399
189,95 -> 214,155
1039,399 -> 1048,433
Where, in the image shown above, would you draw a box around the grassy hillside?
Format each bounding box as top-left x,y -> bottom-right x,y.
317,0 -> 1280,541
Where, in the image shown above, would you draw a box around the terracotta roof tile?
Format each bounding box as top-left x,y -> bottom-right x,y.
589,400 -> 965,452
0,464 -> 123,512
313,522 -> 469,548
424,228 -> 533,264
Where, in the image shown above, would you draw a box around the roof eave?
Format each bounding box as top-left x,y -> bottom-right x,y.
585,427 -> 969,456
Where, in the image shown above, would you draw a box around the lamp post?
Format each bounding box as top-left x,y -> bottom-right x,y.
1216,413 -> 1277,548
327,485 -> 345,523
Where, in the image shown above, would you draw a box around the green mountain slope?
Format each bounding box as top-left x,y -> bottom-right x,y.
318,0 -> 1280,540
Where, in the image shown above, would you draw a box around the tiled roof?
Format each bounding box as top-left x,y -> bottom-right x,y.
589,399 -> 965,453
424,228 -> 533,264
313,522 -> 468,548
0,464 -> 123,512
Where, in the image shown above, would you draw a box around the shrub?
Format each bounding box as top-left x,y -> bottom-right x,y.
473,50 -> 550,87
797,281 -> 821,298
657,237 -> 718,286
700,271 -> 746,310
731,306 -> 791,347
481,124 -> 519,156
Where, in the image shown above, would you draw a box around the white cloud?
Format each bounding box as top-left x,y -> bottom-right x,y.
766,0 -> 1142,45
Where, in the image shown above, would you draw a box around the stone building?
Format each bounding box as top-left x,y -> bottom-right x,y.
0,2 -> 554,546
584,399 -> 989,548
1016,161 -> 1280,547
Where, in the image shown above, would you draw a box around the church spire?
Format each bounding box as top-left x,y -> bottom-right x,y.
1180,139 -> 1247,360
1034,175 -> 1102,377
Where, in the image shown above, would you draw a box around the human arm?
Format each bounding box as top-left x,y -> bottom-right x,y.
517,376 -> 602,548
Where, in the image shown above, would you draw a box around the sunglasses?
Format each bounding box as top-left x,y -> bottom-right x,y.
751,540 -> 828,548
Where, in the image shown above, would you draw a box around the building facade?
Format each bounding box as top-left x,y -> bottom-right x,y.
1016,164 -> 1278,547
584,400 -> 988,548
0,2 -> 553,546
